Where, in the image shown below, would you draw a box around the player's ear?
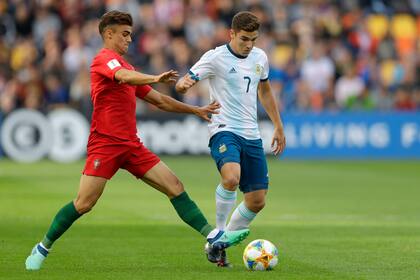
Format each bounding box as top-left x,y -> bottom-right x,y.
103,27 -> 113,41
229,29 -> 235,40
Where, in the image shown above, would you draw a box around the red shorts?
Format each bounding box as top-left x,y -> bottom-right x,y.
83,132 -> 160,179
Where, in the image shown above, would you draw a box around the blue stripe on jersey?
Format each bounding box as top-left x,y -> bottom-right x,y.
188,70 -> 200,81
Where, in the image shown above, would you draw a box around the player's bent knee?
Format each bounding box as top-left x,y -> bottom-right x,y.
74,199 -> 96,214
222,176 -> 240,190
74,204 -> 93,214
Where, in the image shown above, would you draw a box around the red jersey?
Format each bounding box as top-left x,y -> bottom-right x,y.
89,48 -> 152,141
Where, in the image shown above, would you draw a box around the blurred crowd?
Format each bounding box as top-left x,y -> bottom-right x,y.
0,0 -> 419,119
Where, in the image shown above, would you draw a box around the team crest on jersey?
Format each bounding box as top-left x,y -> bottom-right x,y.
94,159 -> 101,170
219,144 -> 227,153
256,64 -> 262,75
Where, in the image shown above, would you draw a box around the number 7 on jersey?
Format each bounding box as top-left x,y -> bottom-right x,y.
243,76 -> 251,93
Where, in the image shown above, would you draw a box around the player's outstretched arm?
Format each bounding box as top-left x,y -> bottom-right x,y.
115,69 -> 179,85
143,89 -> 220,122
258,80 -> 286,155
175,73 -> 197,94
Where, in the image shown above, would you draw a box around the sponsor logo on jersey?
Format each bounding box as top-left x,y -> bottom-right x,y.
219,144 -> 227,153
107,59 -> 121,70
229,67 -> 237,74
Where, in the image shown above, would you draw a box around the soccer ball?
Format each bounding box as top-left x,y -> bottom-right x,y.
243,239 -> 279,271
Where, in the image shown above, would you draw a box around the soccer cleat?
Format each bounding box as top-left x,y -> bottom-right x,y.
204,242 -> 219,263
205,229 -> 249,263
217,250 -> 232,268
25,243 -> 49,270
208,228 -> 249,250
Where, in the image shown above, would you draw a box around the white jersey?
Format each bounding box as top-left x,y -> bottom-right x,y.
189,44 -> 269,140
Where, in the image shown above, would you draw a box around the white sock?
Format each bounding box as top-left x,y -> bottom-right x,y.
226,201 -> 256,231
215,184 -> 237,230
206,228 -> 220,239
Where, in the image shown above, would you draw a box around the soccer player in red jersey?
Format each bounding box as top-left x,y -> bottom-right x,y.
25,11 -> 249,270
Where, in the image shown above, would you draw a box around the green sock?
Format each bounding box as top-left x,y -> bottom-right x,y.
170,192 -> 214,237
41,201 -> 82,248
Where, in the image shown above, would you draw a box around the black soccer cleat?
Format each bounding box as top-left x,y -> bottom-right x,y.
205,229 -> 249,264
204,242 -> 221,263
216,249 -> 232,268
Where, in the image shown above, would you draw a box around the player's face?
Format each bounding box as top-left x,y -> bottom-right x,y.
230,30 -> 259,57
108,25 -> 132,55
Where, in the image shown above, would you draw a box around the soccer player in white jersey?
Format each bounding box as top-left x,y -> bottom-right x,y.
176,11 -> 286,267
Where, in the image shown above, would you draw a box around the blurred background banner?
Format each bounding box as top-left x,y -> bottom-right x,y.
1,109 -> 419,161
281,112 -> 420,159
139,112 -> 420,159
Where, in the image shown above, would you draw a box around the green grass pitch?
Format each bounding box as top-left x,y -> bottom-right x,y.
0,157 -> 419,279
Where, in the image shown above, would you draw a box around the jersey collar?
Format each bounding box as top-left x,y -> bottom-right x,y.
226,44 -> 247,59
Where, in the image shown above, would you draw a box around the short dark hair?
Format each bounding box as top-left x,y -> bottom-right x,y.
98,10 -> 133,36
231,11 -> 260,32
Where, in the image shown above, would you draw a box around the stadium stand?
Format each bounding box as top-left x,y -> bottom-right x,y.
0,0 -> 419,119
